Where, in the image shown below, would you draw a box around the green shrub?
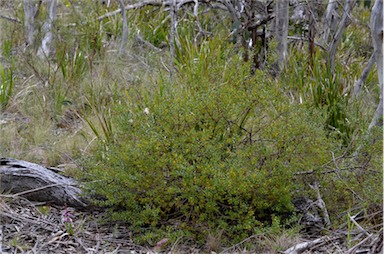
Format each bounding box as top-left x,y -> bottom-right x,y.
82,38 -> 335,245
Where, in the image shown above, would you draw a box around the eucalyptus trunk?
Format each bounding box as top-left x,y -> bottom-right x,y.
117,0 -> 128,57
321,0 -> 339,46
37,0 -> 57,58
368,0 -> 383,130
274,0 -> 289,75
23,0 -> 41,48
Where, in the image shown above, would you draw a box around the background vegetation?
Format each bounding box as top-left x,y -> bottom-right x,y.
0,0 -> 382,250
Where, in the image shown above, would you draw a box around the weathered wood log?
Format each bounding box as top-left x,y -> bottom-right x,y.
283,237 -> 328,254
0,158 -> 87,208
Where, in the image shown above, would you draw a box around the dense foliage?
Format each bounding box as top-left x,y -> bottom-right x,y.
83,39 -> 341,243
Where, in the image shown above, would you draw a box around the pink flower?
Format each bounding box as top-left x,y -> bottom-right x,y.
61,206 -> 73,224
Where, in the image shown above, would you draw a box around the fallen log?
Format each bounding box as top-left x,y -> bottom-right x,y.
0,158 -> 87,208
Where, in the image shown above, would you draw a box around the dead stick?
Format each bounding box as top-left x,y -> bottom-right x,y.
0,183 -> 74,198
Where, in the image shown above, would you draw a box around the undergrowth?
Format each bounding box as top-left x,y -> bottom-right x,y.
0,1 -> 381,251
83,36 -> 347,245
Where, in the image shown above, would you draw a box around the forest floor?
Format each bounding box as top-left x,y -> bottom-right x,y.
0,194 -> 382,254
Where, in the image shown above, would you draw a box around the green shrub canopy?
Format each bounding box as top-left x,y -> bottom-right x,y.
85,43 -> 334,243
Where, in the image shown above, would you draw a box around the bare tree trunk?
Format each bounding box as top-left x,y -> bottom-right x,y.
274,0 -> 289,75
169,0 -> 177,83
251,24 -> 259,72
223,0 -> 240,26
37,0 -> 57,58
353,52 -> 376,97
327,0 -> 355,74
222,1 -> 247,61
321,0 -> 339,46
192,0 -> 203,42
118,0 -> 128,57
368,0 -> 383,130
23,0 -> 41,48
307,2 -> 317,72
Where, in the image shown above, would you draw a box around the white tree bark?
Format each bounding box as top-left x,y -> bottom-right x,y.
283,237 -> 326,254
274,0 -> 289,74
37,0 -> 57,58
321,0 -> 339,46
117,0 -> 128,57
169,0 -> 177,83
23,0 -> 41,47
368,0 -> 383,130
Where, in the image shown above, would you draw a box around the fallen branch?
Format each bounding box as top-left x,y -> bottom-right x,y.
97,0 -> 164,20
345,233 -> 374,254
0,14 -> 22,24
287,36 -> 327,51
96,0 -> 210,20
283,236 -> 343,254
348,213 -> 370,237
0,158 -> 87,208
283,236 -> 328,254
353,52 -> 376,98
219,234 -> 264,254
309,182 -> 331,228
135,34 -> 163,52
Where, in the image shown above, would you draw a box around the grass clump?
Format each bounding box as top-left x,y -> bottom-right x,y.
83,38 -> 336,245
0,62 -> 14,112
